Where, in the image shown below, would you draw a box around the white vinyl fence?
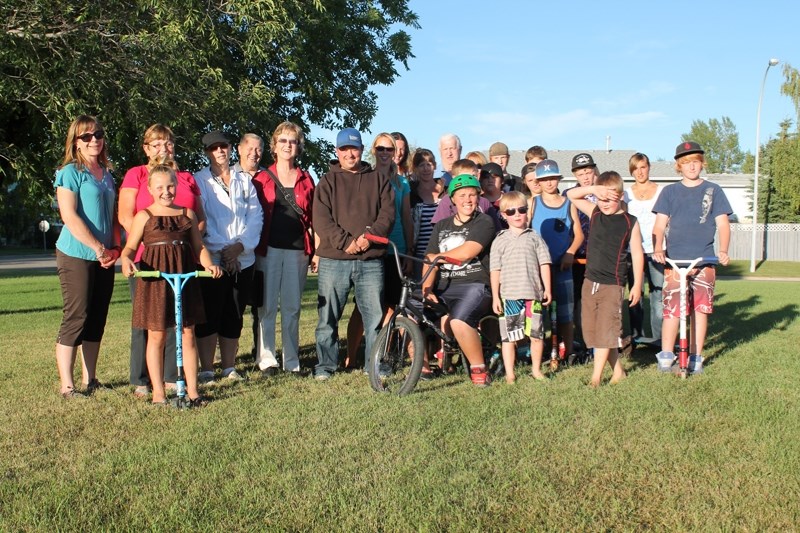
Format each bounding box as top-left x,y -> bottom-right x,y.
728,223 -> 800,262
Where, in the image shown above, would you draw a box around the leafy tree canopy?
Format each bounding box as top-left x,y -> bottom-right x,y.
0,0 -> 418,237
681,116 -> 745,174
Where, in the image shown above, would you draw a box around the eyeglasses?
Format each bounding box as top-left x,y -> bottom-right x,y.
148,141 -> 174,150
375,146 -> 393,153
76,130 -> 105,142
277,138 -> 299,146
503,206 -> 528,216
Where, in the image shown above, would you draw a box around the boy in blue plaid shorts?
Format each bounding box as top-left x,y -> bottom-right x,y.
490,192 -> 552,383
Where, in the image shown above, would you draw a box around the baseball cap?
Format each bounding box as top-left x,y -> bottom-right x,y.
674,141 -> 705,160
336,128 -> 362,149
489,142 -> 509,157
535,159 -> 562,180
202,131 -> 230,149
481,162 -> 504,179
448,174 -> 481,197
571,153 -> 596,171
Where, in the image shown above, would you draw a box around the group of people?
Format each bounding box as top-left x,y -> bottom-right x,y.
52,115 -> 732,401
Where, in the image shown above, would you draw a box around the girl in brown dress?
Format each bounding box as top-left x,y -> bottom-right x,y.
121,165 -> 221,405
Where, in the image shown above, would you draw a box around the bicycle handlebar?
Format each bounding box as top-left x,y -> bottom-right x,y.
364,233 -> 389,245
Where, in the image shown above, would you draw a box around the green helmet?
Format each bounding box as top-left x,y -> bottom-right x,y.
448,174 -> 481,197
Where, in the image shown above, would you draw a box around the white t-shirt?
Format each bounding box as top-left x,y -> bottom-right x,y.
623,185 -> 662,254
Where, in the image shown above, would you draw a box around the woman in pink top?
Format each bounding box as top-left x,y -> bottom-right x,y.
118,124 -> 206,398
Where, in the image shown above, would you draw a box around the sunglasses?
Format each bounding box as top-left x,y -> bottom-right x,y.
277,138 -> 299,145
375,146 -> 394,153
503,206 -> 528,216
76,130 -> 105,142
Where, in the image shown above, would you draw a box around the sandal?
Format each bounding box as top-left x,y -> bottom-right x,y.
133,385 -> 150,399
188,396 -> 208,409
61,387 -> 85,399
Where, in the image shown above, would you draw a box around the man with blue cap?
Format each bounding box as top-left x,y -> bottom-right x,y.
311,128 -> 396,380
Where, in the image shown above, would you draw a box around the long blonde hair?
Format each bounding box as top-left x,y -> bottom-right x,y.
60,115 -> 113,171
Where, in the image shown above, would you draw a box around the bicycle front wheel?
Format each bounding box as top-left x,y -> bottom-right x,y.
368,316 -> 425,395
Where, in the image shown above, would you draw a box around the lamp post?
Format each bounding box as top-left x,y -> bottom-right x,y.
750,58 -> 779,273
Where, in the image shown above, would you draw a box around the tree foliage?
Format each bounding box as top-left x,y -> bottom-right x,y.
758,120 -> 800,223
0,0 -> 418,243
681,116 -> 745,174
781,63 -> 800,129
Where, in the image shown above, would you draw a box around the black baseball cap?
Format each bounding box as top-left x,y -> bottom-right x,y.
571,153 -> 596,171
674,141 -> 705,160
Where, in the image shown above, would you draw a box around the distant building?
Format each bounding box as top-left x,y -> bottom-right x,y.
495,149 -> 752,222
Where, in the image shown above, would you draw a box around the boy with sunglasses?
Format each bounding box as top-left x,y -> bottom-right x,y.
490,192 -> 552,383
529,160 -> 584,366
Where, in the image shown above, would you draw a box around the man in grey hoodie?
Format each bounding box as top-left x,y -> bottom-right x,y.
312,128 -> 396,380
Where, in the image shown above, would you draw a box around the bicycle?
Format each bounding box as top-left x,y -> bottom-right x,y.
363,234 -> 498,395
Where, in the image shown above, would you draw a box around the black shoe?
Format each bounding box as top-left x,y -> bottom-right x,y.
261,367 -> 279,377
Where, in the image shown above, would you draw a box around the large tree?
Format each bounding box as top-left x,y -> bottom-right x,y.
0,0 -> 418,243
681,116 -> 745,174
757,120 -> 800,223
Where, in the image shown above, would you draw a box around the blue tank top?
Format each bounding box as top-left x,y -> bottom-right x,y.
530,195 -> 573,264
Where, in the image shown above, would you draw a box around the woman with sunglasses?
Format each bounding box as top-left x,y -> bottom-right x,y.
345,133 -> 413,369
54,115 -> 121,398
251,122 -> 315,376
118,124 -> 206,399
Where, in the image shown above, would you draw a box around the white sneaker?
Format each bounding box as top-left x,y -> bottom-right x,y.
223,369 -> 245,382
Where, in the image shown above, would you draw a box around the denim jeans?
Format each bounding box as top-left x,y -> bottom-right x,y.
315,258 -> 384,376
627,254 -> 664,340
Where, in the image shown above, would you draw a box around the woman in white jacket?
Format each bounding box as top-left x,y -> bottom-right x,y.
194,131 -> 263,382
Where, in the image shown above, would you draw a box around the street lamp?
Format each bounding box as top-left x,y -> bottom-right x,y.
750,58 -> 779,273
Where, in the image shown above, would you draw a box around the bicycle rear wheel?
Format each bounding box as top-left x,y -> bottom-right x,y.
368,316 -> 425,395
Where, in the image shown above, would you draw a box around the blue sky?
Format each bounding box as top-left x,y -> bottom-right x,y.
319,0 -> 798,165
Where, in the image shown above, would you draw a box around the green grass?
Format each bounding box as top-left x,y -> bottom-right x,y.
721,260 -> 799,278
1,271 -> 799,530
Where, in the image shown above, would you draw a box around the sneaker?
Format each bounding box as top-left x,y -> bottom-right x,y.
198,371 -> 216,384
314,372 -> 331,381
689,354 -> 704,375
223,369 -> 245,382
469,366 -> 491,387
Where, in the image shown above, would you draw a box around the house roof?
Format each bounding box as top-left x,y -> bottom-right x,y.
491,149 -> 752,187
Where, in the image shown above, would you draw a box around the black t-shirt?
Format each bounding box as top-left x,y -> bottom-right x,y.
585,206 -> 638,286
268,186 -> 305,250
426,212 -> 495,288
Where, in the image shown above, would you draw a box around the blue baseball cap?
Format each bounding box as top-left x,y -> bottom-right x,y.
336,128 -> 362,149
535,159 -> 562,180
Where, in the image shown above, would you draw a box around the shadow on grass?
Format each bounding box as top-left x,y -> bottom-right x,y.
626,290 -> 799,372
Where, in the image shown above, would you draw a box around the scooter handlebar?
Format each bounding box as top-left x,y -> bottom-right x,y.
133,270 -> 161,278
665,256 -> 718,269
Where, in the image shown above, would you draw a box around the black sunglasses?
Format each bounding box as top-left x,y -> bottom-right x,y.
375,146 -> 394,153
76,130 -> 105,142
503,206 -> 528,216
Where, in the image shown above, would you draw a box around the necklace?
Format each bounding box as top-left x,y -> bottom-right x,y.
634,183 -> 655,200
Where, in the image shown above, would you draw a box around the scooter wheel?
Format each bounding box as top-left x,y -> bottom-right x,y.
679,368 -> 688,380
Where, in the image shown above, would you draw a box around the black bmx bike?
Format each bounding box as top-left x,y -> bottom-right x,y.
363,235 -> 499,395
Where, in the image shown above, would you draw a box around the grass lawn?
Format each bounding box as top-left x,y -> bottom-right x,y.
1,271 -> 799,530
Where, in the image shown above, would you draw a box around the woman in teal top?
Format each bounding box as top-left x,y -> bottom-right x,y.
54,115 -> 121,398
